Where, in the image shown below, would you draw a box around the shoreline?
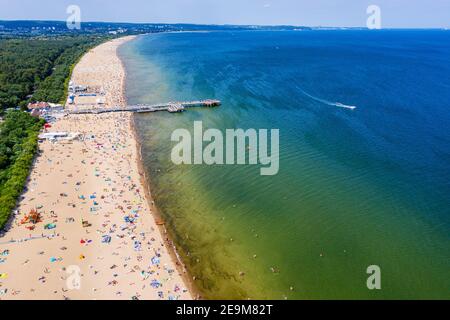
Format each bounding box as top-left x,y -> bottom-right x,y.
0,35 -> 193,300
118,35 -> 200,299
129,116 -> 201,300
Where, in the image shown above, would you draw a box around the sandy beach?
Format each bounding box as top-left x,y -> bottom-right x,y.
0,36 -> 192,300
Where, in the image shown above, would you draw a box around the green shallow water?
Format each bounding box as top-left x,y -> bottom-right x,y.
120,31 -> 450,299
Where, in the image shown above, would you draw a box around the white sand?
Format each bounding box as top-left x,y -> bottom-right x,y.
0,36 -> 192,300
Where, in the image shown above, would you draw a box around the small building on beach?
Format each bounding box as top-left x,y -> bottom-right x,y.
38,131 -> 82,142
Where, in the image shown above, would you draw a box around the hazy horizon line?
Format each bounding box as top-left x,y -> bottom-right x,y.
1,19 -> 449,30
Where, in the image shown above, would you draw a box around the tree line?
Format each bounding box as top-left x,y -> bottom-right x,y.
0,110 -> 44,228
0,34 -> 110,229
0,35 -> 109,112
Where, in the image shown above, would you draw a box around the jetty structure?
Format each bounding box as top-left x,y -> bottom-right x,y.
66,99 -> 221,115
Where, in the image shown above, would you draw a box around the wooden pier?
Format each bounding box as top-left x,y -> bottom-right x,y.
67,99 -> 221,115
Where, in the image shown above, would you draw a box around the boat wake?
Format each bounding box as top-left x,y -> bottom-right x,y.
298,88 -> 357,110
334,102 -> 357,110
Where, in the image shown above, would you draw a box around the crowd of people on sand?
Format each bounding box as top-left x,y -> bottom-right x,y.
0,37 -> 191,300
1,113 -> 190,300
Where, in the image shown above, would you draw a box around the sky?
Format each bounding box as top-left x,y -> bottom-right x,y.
1,0 -> 450,28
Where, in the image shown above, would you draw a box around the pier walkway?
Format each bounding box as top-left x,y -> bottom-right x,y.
66,99 -> 221,115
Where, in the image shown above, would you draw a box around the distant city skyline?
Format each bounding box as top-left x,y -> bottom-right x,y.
1,0 -> 450,28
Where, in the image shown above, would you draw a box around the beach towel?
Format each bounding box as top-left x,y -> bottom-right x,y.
124,216 -> 135,223
150,279 -> 161,289
151,256 -> 160,266
102,235 -> 112,244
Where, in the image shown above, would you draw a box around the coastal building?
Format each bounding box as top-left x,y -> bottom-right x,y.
30,108 -> 42,118
27,102 -> 64,119
28,101 -> 50,110
68,81 -> 88,93
167,103 -> 185,113
38,132 -> 82,142
38,132 -> 68,140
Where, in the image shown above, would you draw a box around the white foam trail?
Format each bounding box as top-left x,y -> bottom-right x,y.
299,88 -> 357,110
334,102 -> 357,110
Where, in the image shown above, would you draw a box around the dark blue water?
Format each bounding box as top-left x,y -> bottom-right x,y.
121,30 -> 450,299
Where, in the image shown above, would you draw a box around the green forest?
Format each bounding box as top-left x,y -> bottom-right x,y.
0,35 -> 109,229
0,35 -> 108,112
0,111 -> 44,229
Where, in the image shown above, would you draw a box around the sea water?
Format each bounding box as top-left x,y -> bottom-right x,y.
120,30 -> 450,299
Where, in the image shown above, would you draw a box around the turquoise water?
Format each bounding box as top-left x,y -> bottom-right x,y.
120,30 -> 450,299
